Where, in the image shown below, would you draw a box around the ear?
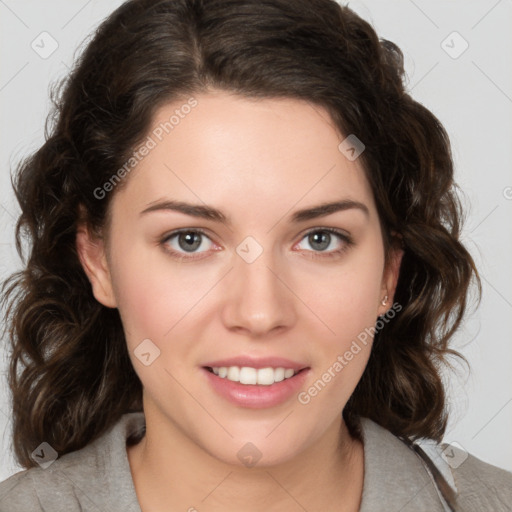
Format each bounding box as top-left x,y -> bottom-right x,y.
76,222 -> 117,308
377,242 -> 404,317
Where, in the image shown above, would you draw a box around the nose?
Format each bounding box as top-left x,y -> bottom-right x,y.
220,244 -> 297,337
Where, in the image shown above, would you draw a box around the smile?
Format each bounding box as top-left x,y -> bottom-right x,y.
206,366 -> 299,385
202,366 -> 310,409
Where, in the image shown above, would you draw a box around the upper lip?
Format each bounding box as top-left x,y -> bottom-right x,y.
202,356 -> 309,371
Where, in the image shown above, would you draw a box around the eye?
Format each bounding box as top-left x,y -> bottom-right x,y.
160,227 -> 353,261
295,228 -> 353,258
160,229 -> 216,260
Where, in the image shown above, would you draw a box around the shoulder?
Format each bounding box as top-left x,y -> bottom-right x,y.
0,412 -> 145,512
0,468 -> 43,510
358,417 -> 512,512
0,460 -> 80,511
448,446 -> 512,511
358,418 -> 448,511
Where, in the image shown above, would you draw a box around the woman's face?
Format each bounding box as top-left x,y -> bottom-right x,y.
81,90 -> 401,466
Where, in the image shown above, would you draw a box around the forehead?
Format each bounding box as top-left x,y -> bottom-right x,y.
111,91 -> 376,224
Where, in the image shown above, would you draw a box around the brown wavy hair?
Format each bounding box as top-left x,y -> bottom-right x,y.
1,0 -> 480,468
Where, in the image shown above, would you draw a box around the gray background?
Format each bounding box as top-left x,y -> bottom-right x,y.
1,0 -> 511,480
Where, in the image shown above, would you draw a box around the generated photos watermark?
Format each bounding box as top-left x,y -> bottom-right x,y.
297,301 -> 402,405
93,97 -> 198,200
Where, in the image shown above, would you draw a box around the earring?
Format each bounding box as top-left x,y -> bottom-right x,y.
381,295 -> 388,306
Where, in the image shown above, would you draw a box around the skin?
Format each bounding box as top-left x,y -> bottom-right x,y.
76,89 -> 403,512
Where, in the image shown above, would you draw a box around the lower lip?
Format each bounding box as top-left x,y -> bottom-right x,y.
202,367 -> 310,409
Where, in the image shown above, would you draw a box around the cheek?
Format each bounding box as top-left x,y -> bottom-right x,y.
108,239 -> 171,344
110,223 -> 385,357
296,238 -> 384,402
109,239 -> 216,350
297,288 -> 376,420
308,243 -> 384,340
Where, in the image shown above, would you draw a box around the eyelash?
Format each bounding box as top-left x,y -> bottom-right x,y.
159,227 -> 354,261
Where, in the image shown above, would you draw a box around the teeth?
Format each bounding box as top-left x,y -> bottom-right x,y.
274,367 -> 285,382
240,366 -> 257,385
210,366 -> 299,385
284,368 -> 294,379
227,366 -> 239,381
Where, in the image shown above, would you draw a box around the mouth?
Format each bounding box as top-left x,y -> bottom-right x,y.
203,365 -> 306,386
201,362 -> 310,409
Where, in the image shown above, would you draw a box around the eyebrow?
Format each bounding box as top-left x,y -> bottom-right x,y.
140,198 -> 369,224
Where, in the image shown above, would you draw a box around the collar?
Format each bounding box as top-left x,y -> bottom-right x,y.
358,417 -> 450,511
30,412 -> 450,511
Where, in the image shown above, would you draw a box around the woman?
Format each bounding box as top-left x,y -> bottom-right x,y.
1,0 -> 510,510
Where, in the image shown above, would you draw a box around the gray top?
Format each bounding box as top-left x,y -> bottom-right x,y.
0,412 -> 511,511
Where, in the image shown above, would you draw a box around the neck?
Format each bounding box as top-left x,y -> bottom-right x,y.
127,404 -> 364,512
